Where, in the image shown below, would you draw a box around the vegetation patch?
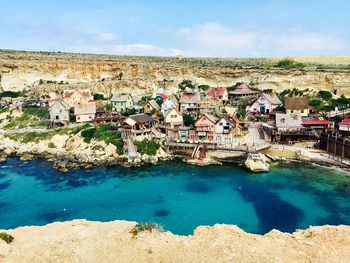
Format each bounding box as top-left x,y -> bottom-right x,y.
134,139 -> 160,156
80,124 -> 124,154
4,124 -> 91,143
0,91 -> 25,99
129,222 -> 162,237
0,232 -> 14,244
274,58 -> 305,70
3,108 -> 49,130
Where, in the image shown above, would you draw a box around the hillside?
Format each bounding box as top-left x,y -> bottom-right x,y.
1,49 -> 350,97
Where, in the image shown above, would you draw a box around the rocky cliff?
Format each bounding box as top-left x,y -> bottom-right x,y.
1,50 -> 350,97
1,219 -> 349,262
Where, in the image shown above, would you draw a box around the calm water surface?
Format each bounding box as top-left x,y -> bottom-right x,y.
0,158 -> 349,235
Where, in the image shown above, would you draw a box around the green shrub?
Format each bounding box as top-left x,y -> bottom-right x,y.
318,91 -> 332,101
48,142 -> 56,148
129,223 -> 162,237
178,80 -> 195,91
274,59 -> 305,69
93,93 -> 105,100
134,139 -> 160,156
183,113 -> 196,126
0,232 -> 14,244
0,91 -> 23,99
80,124 -> 124,154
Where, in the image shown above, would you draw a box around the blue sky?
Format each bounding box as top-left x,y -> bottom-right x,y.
0,0 -> 349,57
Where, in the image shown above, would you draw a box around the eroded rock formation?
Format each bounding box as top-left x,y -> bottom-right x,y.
1,50 -> 350,97
0,220 -> 349,262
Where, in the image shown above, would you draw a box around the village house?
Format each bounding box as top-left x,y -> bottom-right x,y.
74,100 -> 97,123
250,92 -> 282,115
110,92 -> 134,112
49,99 -> 70,125
198,96 -> 222,115
123,113 -> 154,138
276,113 -> 303,131
161,95 -> 178,115
338,118 -> 350,135
206,87 -> 228,102
143,99 -> 161,116
215,115 -> 242,146
302,119 -> 333,131
179,91 -> 201,113
228,83 -> 259,101
164,108 -> 183,140
194,113 -> 218,142
164,107 -> 183,128
62,89 -> 93,108
284,97 -> 310,117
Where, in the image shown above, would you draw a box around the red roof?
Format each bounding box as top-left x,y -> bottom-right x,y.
206,87 -> 227,98
339,118 -> 350,125
158,93 -> 168,99
230,83 -> 257,95
302,120 -> 332,125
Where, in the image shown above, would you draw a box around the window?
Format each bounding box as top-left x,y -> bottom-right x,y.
291,110 -> 294,113
301,109 -> 304,113
281,118 -> 285,123
219,122 -> 223,126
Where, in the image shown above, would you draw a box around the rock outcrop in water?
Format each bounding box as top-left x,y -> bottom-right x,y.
1,50 -> 350,97
0,219 -> 349,262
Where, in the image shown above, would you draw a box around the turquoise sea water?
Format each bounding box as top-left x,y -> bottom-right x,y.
0,158 -> 349,235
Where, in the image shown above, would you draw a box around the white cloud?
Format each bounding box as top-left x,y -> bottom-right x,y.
68,44 -> 183,56
176,22 -> 255,56
94,33 -> 120,42
172,22 -> 349,57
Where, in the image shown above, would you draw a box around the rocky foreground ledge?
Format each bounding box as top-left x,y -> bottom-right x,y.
1,220 -> 349,263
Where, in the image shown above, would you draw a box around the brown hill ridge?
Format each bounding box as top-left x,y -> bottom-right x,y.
1,50 -> 350,97
1,219 -> 349,262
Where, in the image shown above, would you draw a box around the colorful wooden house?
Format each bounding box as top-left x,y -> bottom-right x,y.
206,87 -> 228,102
164,107 -> 183,128
194,113 -> 218,142
179,91 -> 201,113
198,96 -> 222,114
74,100 -> 97,123
110,92 -> 134,112
284,97 -> 310,117
62,89 -> 93,108
250,92 -> 282,115
144,99 -> 161,116
49,99 -> 70,125
161,95 -> 178,115
215,115 -> 242,146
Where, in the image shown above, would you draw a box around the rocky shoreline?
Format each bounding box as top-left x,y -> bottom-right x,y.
0,133 -> 173,172
0,219 -> 349,262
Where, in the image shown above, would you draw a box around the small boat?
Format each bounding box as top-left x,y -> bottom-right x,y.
244,152 -> 270,173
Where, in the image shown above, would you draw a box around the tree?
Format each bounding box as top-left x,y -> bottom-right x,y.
139,96 -> 152,106
93,93 -> 105,100
274,59 -> 305,69
318,91 -> 332,101
198,85 -> 210,91
238,98 -> 250,110
236,108 -> 249,121
183,113 -> 196,126
178,80 -> 195,91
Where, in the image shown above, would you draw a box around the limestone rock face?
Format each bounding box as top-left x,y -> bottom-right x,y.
50,134 -> 69,148
1,50 -> 350,97
0,220 -> 349,263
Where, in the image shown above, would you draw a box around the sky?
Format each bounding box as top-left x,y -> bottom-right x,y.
0,0 -> 349,57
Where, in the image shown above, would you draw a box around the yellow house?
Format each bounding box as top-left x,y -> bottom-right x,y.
284,97 -> 310,117
164,107 -> 183,128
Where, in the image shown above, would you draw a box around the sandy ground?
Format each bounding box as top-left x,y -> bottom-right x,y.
1,220 -> 350,263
